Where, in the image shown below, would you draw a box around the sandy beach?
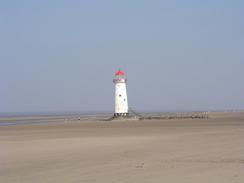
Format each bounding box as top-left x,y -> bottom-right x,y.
0,112 -> 244,183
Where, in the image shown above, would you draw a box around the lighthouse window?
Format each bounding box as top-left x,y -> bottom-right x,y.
119,94 -> 122,97
124,99 -> 126,101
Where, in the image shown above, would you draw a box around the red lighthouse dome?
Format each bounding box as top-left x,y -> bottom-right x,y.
115,70 -> 125,76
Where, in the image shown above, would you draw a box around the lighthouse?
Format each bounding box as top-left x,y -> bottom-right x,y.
113,69 -> 129,117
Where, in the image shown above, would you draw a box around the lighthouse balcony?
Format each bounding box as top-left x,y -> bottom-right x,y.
113,78 -> 127,83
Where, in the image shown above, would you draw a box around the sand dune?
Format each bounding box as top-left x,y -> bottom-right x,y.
0,112 -> 244,183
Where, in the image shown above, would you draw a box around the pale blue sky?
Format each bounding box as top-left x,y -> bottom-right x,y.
0,0 -> 243,113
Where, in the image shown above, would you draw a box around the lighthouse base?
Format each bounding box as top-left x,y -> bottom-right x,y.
114,113 -> 129,118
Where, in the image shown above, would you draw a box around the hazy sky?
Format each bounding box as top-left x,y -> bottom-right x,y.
0,0 -> 243,113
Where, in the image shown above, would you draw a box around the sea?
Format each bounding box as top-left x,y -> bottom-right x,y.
0,111 -> 112,126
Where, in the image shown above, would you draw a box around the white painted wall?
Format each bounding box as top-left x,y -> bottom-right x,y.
114,80 -> 128,115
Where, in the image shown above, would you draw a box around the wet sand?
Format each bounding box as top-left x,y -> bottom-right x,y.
0,112 -> 244,183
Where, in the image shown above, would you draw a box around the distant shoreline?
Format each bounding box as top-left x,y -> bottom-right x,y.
1,109 -> 243,118
1,110 -> 243,127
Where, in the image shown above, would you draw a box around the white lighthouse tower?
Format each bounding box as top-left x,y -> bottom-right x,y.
113,69 -> 129,117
